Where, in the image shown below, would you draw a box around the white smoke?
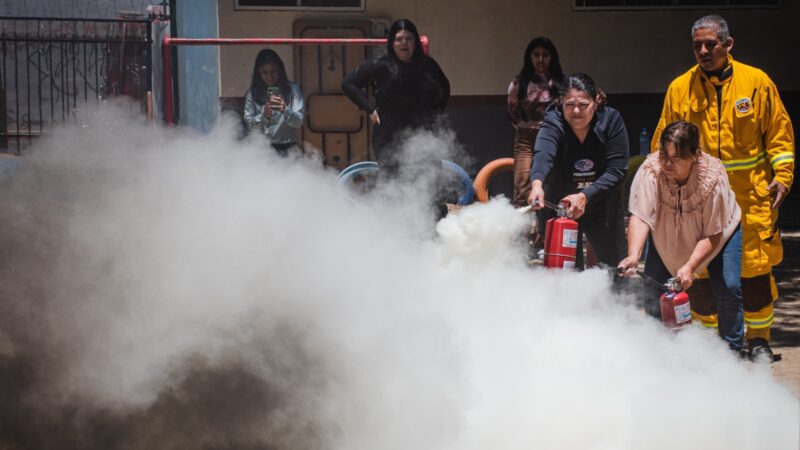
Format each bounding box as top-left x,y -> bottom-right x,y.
0,104 -> 796,450
436,198 -> 531,266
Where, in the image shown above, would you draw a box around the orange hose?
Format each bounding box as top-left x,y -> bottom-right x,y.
472,157 -> 514,203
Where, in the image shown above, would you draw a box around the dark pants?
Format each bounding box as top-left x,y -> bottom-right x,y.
272,142 -> 296,156
371,111 -> 444,176
576,213 -> 622,269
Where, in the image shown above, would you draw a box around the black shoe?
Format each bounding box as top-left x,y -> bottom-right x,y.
748,338 -> 775,364
728,343 -> 747,359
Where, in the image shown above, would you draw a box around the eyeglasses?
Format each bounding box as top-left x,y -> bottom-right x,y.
562,101 -> 594,111
394,37 -> 414,44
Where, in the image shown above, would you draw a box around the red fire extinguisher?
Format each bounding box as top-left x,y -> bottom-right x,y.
542,201 -> 579,269
659,278 -> 692,330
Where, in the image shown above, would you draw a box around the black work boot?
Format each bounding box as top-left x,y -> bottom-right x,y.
748,338 -> 775,364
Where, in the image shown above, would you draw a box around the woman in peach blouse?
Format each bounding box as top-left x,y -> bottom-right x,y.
618,120 -> 744,352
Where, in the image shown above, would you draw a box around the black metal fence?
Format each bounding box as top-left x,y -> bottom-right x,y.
0,17 -> 152,153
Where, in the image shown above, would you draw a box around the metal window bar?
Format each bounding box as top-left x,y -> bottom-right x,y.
0,16 -> 153,154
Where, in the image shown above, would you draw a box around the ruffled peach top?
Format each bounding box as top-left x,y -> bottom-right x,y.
629,152 -> 741,276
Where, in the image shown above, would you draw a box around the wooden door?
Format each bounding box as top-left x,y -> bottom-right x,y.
293,19 -> 381,170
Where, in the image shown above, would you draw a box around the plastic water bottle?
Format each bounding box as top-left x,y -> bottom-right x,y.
639,128 -> 649,156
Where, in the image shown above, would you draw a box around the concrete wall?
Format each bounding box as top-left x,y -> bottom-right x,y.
217,0 -> 798,96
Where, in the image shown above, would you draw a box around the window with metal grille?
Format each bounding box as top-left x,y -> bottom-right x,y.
574,0 -> 780,9
235,0 -> 364,11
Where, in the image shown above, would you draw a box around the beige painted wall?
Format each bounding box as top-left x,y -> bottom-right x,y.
217,0 -> 797,96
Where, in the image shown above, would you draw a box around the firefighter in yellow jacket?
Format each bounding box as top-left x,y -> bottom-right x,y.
651,15 -> 794,362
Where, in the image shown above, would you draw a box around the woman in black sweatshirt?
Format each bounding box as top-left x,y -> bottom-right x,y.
341,19 -> 450,176
529,73 -> 628,267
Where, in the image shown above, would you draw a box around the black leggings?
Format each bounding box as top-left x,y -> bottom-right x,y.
272,142 -> 296,156
575,214 -> 622,270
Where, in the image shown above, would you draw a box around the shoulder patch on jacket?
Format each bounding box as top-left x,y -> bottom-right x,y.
735,97 -> 752,114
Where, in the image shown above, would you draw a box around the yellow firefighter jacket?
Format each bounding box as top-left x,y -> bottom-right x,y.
651,55 -> 795,277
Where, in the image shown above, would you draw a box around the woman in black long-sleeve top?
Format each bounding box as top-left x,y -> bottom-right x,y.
341,19 -> 450,175
529,73 -> 628,267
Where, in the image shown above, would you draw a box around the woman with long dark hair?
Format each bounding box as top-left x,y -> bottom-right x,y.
243,49 -> 304,155
529,73 -> 628,267
341,19 -> 450,175
507,36 -> 564,207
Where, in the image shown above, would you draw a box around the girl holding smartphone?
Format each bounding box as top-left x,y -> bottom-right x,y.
243,49 -> 304,155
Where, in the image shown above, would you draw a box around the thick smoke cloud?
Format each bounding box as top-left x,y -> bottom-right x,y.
0,104 -> 796,449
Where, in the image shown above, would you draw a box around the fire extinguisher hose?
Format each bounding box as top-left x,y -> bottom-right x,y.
602,263 -> 674,292
633,269 -> 682,292
534,199 -> 563,210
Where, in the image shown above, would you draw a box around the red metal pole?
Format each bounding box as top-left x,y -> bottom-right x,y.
165,37 -> 391,46
161,36 -> 429,47
420,36 -> 429,55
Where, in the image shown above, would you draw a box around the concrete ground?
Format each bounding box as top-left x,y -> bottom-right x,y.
770,230 -> 800,395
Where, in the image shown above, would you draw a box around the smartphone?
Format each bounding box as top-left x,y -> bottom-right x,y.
267,86 -> 280,98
